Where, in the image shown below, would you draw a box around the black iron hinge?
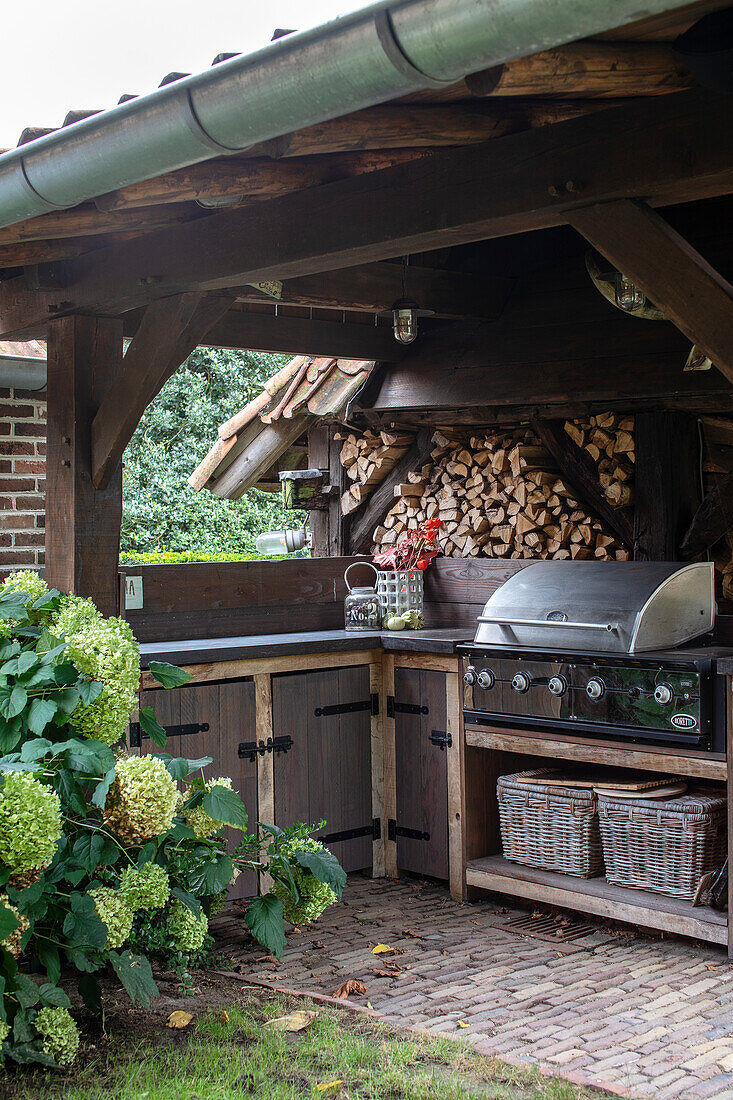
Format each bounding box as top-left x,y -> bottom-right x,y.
429,729 -> 452,751
129,721 -> 209,748
314,693 -> 379,717
319,818 -> 381,844
238,735 -> 294,762
387,818 -> 430,842
386,696 -> 429,719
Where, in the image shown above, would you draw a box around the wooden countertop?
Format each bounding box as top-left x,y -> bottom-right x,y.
139,628 -> 472,667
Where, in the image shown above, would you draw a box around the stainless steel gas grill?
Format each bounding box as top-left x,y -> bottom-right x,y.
457,561 -> 725,751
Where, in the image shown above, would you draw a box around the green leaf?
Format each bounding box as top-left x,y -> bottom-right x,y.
245,895 -> 286,958
15,973 -> 40,1008
0,641 -> 20,660
72,834 -> 105,875
52,663 -> 79,687
138,707 -> 167,748
91,767 -> 116,810
0,684 -> 27,720
78,679 -> 103,706
64,947 -> 98,973
108,950 -> 159,1008
0,597 -> 28,621
0,717 -> 21,753
165,755 -> 213,780
26,698 -> 58,735
55,768 -> 87,816
78,973 -> 102,1013
171,886 -> 202,917
0,899 -> 19,942
62,892 -> 107,950
32,589 -> 61,612
39,983 -> 71,1009
294,848 -> 347,900
19,737 -> 52,762
99,837 -> 121,867
54,687 -> 80,715
37,942 -> 60,985
148,661 -> 191,689
188,854 -> 233,896
202,785 -> 248,830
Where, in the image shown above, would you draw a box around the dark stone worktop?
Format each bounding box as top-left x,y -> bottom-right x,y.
139,628 -> 473,668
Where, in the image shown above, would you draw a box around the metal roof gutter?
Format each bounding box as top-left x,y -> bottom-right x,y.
0,354 -> 47,390
0,0 -> 696,231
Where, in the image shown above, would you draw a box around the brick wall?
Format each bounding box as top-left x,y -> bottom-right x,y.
0,388 -> 46,577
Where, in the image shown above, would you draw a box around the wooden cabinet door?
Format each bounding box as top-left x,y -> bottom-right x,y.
272,665 -> 373,872
135,679 -> 258,898
393,667 -> 449,880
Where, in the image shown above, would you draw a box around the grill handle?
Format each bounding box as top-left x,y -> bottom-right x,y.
477,615 -> 619,632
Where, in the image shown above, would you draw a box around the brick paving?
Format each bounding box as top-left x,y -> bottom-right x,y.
212,874 -> 733,1099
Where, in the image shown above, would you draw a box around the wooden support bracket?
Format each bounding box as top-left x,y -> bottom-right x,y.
91,292 -> 234,489
567,199 -> 733,384
349,428 -> 434,553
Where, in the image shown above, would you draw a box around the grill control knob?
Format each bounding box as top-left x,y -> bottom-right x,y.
654,683 -> 673,706
463,666 -> 477,686
548,675 -> 567,697
477,669 -> 495,690
511,672 -> 530,694
586,677 -> 605,701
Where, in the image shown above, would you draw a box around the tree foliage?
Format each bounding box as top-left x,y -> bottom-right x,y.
121,347 -> 305,554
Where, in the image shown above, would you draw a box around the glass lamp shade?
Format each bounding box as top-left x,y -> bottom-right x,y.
614,273 -> 645,313
255,528 -> 310,555
385,296 -> 434,345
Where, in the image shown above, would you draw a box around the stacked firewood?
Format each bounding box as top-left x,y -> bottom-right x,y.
564,413 -> 635,508
338,428 -> 415,515
343,418 -> 634,561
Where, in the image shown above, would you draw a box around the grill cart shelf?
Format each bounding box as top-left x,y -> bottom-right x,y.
461,721 -> 730,950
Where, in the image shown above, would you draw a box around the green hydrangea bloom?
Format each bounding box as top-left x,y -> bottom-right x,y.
183,776 -> 233,838
166,900 -> 208,952
89,886 -> 134,949
35,1006 -> 80,1066
272,834 -> 337,925
0,895 -> 28,957
103,755 -> 177,845
0,1019 -> 9,1046
119,862 -> 170,912
1,570 -> 49,603
0,772 -> 62,874
53,595 -> 140,746
207,890 -> 229,917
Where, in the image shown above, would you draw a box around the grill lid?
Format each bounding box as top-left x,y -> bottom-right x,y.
474,561 -> 715,654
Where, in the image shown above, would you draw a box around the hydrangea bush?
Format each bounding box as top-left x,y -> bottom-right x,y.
0,574 -> 346,1070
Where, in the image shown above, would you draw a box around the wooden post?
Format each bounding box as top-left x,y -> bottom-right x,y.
46,315 -> 123,615
633,412 -> 700,561
307,423 -> 346,557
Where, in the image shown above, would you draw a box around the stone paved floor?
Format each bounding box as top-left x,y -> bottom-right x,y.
213,875 -> 733,1099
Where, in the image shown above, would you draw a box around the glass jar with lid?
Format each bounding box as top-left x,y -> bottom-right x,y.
344,562 -> 382,632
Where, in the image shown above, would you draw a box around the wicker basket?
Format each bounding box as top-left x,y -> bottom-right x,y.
598,789 -> 727,900
497,770 -> 604,879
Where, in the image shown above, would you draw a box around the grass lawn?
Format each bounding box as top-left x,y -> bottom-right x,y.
4,980 -> 612,1100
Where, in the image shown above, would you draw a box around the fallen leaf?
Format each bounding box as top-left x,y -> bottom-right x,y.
166,1011 -> 193,1029
373,969 -> 395,978
367,1001 -> 373,1010
457,1020 -> 469,1029
401,929 -> 420,938
265,1010 -> 317,1033
220,1011 -> 229,1024
706,963 -> 720,971
371,944 -> 394,955
314,1082 -> 344,1092
333,979 -> 367,999
312,941 -> 325,950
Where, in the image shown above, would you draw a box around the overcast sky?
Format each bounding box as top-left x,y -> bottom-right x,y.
0,0 -> 367,149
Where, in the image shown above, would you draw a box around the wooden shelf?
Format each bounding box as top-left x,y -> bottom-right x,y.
465,724 -> 727,781
466,855 -> 727,946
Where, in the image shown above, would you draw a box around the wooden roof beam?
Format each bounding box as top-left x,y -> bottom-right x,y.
567,199 -> 733,384
236,262 -> 514,320
91,292 -> 234,489
1,89 -> 731,338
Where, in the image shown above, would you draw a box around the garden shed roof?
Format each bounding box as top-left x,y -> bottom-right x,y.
189,355 -> 375,499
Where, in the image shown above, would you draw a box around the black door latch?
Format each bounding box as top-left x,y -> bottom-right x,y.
429,729 -> 452,751
238,735 -> 294,762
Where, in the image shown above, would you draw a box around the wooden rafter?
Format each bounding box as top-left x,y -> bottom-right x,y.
1,89 -> 731,337
236,262 -> 513,319
91,292 -> 234,489
682,470 -> 733,557
567,200 -> 733,384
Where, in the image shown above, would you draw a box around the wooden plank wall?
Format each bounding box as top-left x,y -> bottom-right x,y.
422,558 -> 533,627
120,557 -> 361,641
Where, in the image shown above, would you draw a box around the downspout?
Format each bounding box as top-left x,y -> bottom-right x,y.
0,0 -> 697,231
